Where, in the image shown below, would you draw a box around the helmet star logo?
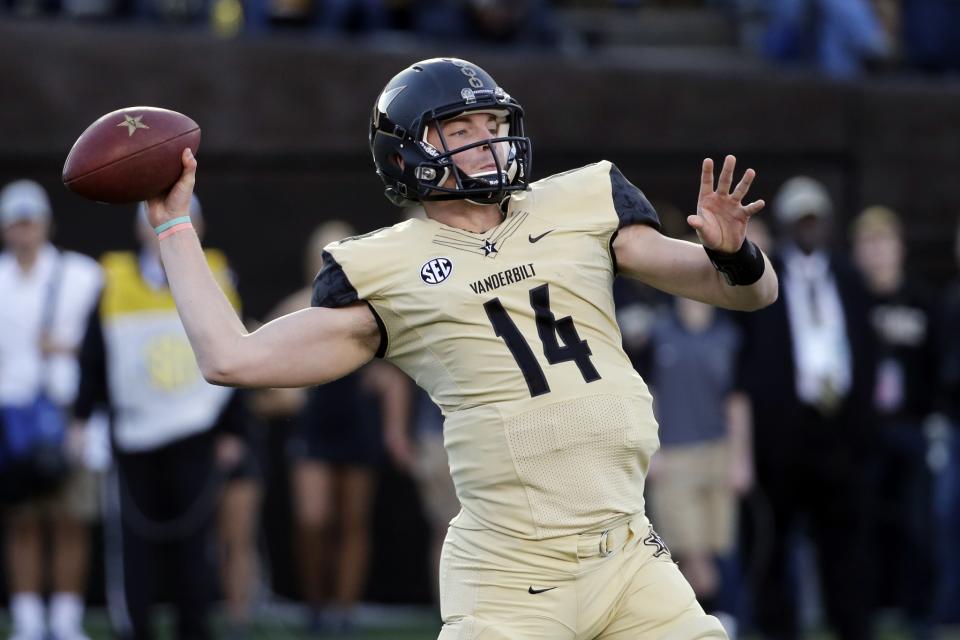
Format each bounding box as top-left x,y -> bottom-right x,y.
117,114 -> 149,137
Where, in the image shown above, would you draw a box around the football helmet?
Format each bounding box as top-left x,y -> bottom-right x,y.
369,58 -> 532,206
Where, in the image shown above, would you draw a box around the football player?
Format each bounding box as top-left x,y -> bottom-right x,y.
146,58 -> 777,639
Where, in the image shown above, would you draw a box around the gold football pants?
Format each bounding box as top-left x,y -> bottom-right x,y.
438,513 -> 727,640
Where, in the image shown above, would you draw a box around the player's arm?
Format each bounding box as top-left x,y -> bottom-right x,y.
146,149 -> 379,388
613,155 -> 778,312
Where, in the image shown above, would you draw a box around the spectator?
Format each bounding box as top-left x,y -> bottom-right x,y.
253,0 -> 388,32
851,206 -> 939,639
900,0 -> 960,73
74,196 -> 240,640
762,0 -> 890,77
947,214 -> 960,463
644,291 -> 751,638
415,0 -> 561,48
215,390 -> 262,640
133,0 -> 207,24
383,385 -> 455,606
0,180 -> 102,640
287,221 -> 408,634
317,0 -> 388,33
737,176 -> 877,639
249,224 -> 323,602
937,216 -> 960,622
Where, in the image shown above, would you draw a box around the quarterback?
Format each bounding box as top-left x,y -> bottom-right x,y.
147,58 -> 777,639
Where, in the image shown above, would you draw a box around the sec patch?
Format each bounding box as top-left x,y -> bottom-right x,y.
421,257 -> 453,284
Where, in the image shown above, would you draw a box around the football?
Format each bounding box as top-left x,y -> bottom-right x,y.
62,106 -> 200,204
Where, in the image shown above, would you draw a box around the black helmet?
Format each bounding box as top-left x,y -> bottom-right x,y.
369,58 -> 532,206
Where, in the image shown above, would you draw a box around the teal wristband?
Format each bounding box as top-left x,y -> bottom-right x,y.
154,216 -> 192,235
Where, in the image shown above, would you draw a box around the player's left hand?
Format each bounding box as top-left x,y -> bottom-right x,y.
688,155 -> 765,253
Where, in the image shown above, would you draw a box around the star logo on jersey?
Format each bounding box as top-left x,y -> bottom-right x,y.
432,211 -> 528,258
643,530 -> 670,558
117,114 -> 149,137
420,257 -> 453,284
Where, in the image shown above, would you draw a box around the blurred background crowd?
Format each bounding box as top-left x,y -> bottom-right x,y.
2,0 -> 960,638
2,0 -> 960,75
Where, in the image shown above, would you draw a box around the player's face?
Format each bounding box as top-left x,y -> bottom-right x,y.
427,112 -> 509,185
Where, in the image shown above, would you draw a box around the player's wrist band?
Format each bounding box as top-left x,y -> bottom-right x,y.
704,239 -> 765,286
154,216 -> 193,240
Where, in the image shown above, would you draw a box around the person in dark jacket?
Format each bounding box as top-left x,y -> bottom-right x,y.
737,176 -> 877,640
851,205 -> 939,639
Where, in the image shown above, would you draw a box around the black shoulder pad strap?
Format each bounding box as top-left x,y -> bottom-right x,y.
610,165 -> 661,231
311,251 -> 388,358
311,251 -> 359,309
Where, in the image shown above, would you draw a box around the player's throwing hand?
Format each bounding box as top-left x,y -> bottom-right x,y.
145,148 -> 198,229
688,155 -> 765,253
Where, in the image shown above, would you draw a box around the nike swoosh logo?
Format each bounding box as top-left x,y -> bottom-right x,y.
528,230 -> 555,243
528,586 -> 557,594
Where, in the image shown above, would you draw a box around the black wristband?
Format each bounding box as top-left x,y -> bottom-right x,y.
704,239 -> 766,286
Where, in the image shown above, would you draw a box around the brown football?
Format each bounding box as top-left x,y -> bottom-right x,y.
62,106 -> 200,204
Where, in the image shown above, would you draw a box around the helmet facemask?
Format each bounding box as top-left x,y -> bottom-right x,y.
394,105 -> 530,206
411,109 -> 519,205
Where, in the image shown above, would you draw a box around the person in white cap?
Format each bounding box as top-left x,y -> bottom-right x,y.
736,175 -> 879,640
73,195 -> 244,640
0,180 -> 103,640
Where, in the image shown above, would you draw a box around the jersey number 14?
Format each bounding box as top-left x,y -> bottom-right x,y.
484,283 -> 601,397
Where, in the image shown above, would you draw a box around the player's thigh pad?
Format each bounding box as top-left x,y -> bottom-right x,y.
439,527 -> 577,640
597,549 -> 727,640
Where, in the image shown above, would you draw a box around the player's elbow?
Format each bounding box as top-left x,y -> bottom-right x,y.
198,354 -> 244,387
197,333 -> 257,387
199,363 -> 235,387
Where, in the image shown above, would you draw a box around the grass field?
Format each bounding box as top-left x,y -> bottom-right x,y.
0,604 -> 443,640
2,605 -> 959,639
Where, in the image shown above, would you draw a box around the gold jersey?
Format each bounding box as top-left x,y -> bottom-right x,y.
314,161 -> 662,539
